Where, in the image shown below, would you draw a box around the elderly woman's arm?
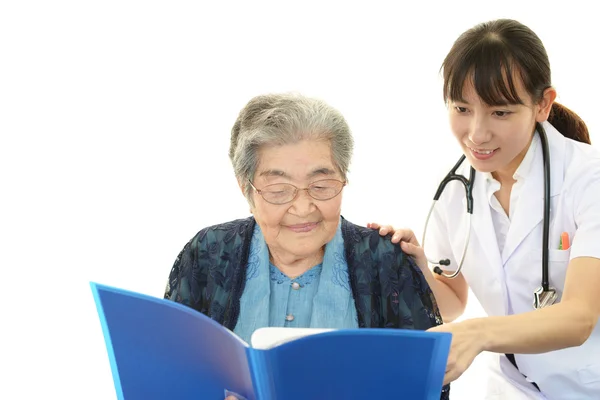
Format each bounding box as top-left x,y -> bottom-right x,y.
164,233 -> 209,313
164,239 -> 193,303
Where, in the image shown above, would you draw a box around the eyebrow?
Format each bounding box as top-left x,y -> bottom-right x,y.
452,99 -> 512,107
258,169 -> 287,178
308,167 -> 336,178
258,167 -> 337,179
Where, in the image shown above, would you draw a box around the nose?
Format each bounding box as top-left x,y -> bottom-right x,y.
289,189 -> 316,217
468,115 -> 491,146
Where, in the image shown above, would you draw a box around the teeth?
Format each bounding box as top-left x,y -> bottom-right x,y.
473,149 -> 493,155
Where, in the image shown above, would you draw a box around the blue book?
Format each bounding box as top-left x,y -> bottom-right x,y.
90,282 -> 451,400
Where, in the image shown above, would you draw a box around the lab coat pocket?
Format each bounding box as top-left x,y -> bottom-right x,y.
528,249 -> 571,292
548,248 -> 571,262
528,248 -> 571,262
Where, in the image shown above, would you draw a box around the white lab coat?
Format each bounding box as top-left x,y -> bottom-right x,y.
428,121 -> 600,399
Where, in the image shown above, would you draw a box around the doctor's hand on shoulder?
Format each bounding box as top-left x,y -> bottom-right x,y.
367,222 -> 483,385
366,223 -> 428,271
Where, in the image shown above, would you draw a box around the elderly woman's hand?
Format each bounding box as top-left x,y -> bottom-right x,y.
367,222 -> 428,271
224,389 -> 247,400
225,395 -> 246,400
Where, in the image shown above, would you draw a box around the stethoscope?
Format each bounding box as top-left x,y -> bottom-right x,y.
422,122 -> 557,310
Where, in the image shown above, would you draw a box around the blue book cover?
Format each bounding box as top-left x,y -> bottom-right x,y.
90,282 -> 451,400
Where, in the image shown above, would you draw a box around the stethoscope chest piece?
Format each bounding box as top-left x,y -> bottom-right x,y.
533,286 -> 558,309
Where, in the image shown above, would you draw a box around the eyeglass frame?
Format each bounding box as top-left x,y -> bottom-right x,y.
248,178 -> 347,205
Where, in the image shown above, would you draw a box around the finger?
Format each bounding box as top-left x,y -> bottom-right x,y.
401,242 -> 428,271
380,226 -> 394,235
366,222 -> 381,229
400,241 -> 425,257
443,369 -> 460,386
391,229 -> 419,245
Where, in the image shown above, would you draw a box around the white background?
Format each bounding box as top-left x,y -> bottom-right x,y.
1,1 -> 598,399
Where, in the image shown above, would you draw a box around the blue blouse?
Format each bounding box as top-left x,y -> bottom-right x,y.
268,263 -> 323,328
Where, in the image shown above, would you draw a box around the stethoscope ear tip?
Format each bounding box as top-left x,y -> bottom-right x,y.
433,260 -> 451,276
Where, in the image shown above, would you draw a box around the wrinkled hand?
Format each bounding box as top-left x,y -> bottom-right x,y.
224,390 -> 247,400
367,222 -> 427,270
427,320 -> 486,385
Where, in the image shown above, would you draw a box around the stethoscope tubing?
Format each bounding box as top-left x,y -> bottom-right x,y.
423,123 -> 550,292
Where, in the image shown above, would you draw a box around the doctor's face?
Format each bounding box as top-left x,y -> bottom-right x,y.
448,79 -> 544,180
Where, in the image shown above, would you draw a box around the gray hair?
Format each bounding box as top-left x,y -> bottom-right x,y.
229,93 -> 354,203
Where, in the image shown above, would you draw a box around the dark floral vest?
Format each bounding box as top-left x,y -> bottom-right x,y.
165,216 -> 450,399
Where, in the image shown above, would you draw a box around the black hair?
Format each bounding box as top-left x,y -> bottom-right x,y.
442,18 -> 590,144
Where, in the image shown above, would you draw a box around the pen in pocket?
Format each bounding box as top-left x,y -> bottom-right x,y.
559,232 -> 570,250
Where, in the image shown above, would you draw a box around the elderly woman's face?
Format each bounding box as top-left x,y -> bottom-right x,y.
251,139 -> 343,261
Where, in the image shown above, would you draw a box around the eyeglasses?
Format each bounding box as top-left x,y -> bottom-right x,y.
248,179 -> 347,205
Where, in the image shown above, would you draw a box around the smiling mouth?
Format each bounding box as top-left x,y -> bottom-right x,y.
286,222 -> 320,233
468,147 -> 496,155
467,146 -> 498,161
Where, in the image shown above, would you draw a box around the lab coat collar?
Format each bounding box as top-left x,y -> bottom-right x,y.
501,121 -> 566,263
463,162 -> 508,315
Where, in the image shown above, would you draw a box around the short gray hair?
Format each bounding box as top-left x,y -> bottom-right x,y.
229,93 -> 354,203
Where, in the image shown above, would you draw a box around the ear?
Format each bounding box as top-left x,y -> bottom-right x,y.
237,178 -> 245,195
238,178 -> 255,214
535,87 -> 557,122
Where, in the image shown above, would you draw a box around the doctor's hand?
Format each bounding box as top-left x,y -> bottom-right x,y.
427,319 -> 486,385
366,223 -> 428,271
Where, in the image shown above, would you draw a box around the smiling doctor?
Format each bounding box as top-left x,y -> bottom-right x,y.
370,18 -> 600,399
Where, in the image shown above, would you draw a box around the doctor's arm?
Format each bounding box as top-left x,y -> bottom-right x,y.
472,256 -> 600,355
428,257 -> 600,385
466,175 -> 600,354
367,223 -> 468,322
431,176 -> 600,385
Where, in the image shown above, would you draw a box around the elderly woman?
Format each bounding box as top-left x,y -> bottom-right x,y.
164,93 -> 449,399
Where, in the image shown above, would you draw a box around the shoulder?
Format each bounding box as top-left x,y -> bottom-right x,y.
565,143 -> 600,175
172,217 -> 255,268
165,217 -> 255,300
561,138 -> 600,199
341,217 -> 397,254
545,121 -> 600,184
341,218 -> 417,272
189,217 -> 256,247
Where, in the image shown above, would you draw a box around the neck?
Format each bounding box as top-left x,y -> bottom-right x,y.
269,247 -> 325,278
491,169 -> 517,187
492,133 -> 534,187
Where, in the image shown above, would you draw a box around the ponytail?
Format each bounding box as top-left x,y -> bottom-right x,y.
548,102 -> 591,144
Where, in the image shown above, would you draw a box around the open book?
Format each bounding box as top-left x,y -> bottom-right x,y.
91,282 -> 451,400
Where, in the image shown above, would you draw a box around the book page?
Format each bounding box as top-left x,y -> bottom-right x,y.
250,327 -> 334,349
